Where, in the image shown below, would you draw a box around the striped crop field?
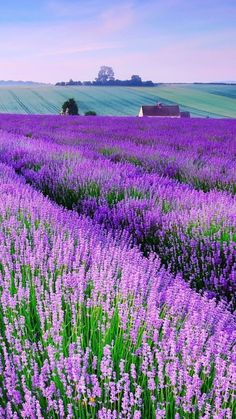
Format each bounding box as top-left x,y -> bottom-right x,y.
0,84 -> 236,117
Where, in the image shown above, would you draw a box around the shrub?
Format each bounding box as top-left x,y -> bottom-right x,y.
85,110 -> 97,116
61,98 -> 79,115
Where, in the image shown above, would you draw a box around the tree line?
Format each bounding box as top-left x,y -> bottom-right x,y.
56,66 -> 155,87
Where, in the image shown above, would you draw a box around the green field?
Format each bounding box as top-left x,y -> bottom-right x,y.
0,84 -> 235,117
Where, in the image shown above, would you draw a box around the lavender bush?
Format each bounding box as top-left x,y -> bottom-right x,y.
0,164 -> 235,417
0,115 -> 235,192
0,115 -> 235,417
0,118 -> 235,306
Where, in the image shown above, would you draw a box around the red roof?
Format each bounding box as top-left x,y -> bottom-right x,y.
141,103 -> 180,116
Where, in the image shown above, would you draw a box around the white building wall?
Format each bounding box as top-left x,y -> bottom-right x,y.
138,107 -> 143,117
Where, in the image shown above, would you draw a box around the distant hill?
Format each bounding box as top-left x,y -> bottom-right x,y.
0,84 -> 235,117
194,81 -> 236,85
0,80 -> 49,86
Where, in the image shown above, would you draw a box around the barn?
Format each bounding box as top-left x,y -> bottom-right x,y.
138,103 -> 190,118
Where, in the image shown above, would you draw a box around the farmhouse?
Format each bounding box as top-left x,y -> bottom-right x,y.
138,103 -> 190,118
180,111 -> 191,118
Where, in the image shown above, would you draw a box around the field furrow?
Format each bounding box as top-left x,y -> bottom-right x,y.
0,115 -> 235,418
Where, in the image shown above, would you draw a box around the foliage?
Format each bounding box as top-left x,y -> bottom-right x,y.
85,110 -> 97,116
95,65 -> 115,84
61,98 -> 79,115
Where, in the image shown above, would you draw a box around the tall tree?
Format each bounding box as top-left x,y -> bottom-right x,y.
96,66 -> 115,84
130,75 -> 142,85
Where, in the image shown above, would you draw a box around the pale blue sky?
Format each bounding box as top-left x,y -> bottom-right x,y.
0,0 -> 235,82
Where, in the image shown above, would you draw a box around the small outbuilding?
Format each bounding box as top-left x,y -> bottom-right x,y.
139,103 -> 180,117
180,111 -> 190,118
138,103 -> 190,118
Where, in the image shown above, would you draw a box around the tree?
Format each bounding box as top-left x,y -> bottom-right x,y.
84,111 -> 97,116
95,66 -> 115,84
61,98 -> 79,115
55,81 -> 66,86
65,79 -> 82,86
130,75 -> 142,86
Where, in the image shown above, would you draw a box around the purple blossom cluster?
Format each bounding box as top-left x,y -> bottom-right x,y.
0,117 -> 235,306
0,114 -> 236,192
0,115 -> 235,417
0,163 -> 235,417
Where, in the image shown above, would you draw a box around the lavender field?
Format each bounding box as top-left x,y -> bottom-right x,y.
0,115 -> 235,418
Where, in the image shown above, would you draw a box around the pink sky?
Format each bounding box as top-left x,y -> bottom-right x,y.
0,0 -> 235,83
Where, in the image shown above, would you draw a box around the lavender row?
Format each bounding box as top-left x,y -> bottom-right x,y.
0,130 -> 235,306
0,114 -> 236,192
0,163 -> 235,417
